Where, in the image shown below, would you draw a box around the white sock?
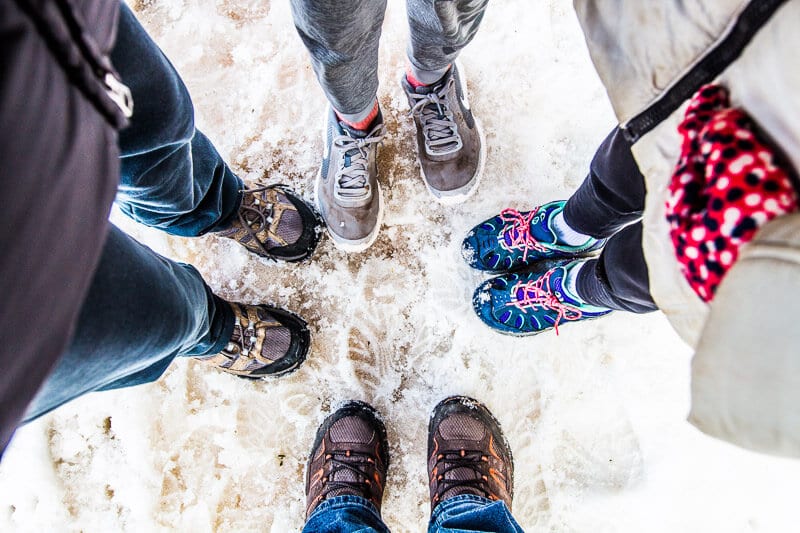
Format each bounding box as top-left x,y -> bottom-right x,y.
563,261 -> 610,311
563,261 -> 585,302
552,210 -> 593,246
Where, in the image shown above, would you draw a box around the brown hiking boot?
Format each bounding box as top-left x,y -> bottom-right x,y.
316,107 -> 385,252
217,184 -> 323,262
200,302 -> 310,378
402,62 -> 485,205
428,396 -> 513,512
305,401 -> 389,517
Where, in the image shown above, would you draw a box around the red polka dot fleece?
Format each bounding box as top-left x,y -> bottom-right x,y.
666,84 -> 799,302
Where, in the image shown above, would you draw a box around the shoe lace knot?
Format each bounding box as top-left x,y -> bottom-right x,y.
498,207 -> 548,262
409,78 -> 463,155
333,125 -> 385,199
507,268 -> 582,335
224,314 -> 259,359
321,449 -> 381,503
433,448 -> 494,502
235,186 -> 278,260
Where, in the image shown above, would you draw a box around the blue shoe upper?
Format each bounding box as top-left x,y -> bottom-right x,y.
472,260 -> 612,336
462,200 -> 603,273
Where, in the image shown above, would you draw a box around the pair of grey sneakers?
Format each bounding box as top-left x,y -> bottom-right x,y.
316,63 -> 485,251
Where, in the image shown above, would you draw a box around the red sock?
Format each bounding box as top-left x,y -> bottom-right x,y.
335,100 -> 379,131
405,63 -> 451,88
405,67 -> 427,89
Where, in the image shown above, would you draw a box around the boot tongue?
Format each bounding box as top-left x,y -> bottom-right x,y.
327,465 -> 361,498
414,82 -> 449,120
339,114 -> 382,168
228,325 -> 242,346
503,224 -> 522,248
337,123 -> 366,168
442,455 -> 484,500
550,267 -> 581,306
340,108 -> 383,139
413,83 -> 436,95
325,417 -> 374,498
438,415 -> 487,499
340,122 -> 370,139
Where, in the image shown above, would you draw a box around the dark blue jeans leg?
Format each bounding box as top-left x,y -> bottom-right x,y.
428,495 -> 525,533
302,495 -> 390,533
113,3 -> 242,236
22,224 -> 234,422
563,127 -> 657,313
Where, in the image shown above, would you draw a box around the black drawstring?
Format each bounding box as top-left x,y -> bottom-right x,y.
14,0 -> 132,128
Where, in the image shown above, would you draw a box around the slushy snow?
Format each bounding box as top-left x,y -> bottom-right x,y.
2,1 -> 800,531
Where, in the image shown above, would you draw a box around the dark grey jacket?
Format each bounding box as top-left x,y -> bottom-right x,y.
0,0 -> 128,452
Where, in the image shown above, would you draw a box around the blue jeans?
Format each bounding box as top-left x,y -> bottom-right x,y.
303,495 -> 525,533
23,4 -> 240,421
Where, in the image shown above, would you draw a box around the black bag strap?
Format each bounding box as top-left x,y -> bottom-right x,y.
622,0 -> 789,143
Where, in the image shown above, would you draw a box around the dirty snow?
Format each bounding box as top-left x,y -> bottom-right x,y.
2,1 -> 800,531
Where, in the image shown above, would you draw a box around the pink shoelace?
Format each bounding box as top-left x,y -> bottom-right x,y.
506,268 -> 583,335
498,208 -> 548,262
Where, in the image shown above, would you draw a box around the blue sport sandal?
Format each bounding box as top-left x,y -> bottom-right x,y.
472,259 -> 612,336
462,200 -> 603,273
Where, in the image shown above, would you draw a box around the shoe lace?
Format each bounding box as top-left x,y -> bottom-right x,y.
498,207 -> 548,262
236,186 -> 278,260
408,77 -> 463,155
333,125 -> 385,199
433,449 -> 493,501
321,449 -> 380,502
507,268 -> 582,335
223,312 -> 259,360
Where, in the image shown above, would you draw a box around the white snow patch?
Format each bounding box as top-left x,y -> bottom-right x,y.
2,1 -> 800,532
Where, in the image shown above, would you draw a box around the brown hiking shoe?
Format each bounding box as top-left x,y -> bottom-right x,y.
316,107 -> 385,252
200,302 -> 309,378
402,62 -> 485,205
217,184 -> 323,262
428,396 -> 513,512
305,401 -> 389,517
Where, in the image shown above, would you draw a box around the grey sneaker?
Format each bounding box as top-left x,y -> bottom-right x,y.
316,107 -> 385,252
402,62 -> 485,204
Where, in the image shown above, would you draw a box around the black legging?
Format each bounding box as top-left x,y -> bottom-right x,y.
564,127 -> 658,313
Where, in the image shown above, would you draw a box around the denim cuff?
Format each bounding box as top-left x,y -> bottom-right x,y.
183,284 -> 235,357
304,494 -> 386,533
207,173 -> 244,234
202,293 -> 236,356
430,494 -> 496,526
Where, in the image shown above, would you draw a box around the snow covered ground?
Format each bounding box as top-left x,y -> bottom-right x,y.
2,1 -> 800,531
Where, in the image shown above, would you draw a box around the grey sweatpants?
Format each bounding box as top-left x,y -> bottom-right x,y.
290,0 -> 489,120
